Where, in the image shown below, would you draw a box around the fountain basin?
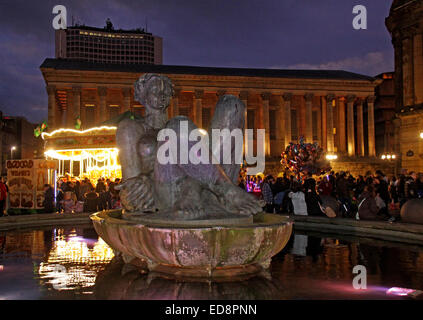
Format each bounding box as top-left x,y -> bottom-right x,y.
90,210 -> 293,278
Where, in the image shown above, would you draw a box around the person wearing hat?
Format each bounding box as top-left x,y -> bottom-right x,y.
262,175 -> 275,213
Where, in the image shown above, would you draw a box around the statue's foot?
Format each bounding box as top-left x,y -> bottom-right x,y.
171,198 -> 206,220
217,183 -> 264,216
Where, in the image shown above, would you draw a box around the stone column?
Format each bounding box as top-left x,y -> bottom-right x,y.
338,97 -> 347,154
61,105 -> 67,127
402,34 -> 414,106
46,85 -> 56,131
239,91 -> 249,128
72,86 -> 82,127
317,106 -> 322,146
367,96 -> 376,157
356,98 -> 365,156
122,88 -> 131,112
275,95 -> 285,151
326,94 -> 335,153
305,93 -> 313,142
98,87 -> 108,123
172,88 -> 181,117
283,93 -> 292,148
65,89 -> 73,128
194,89 -> 204,128
347,94 -> 356,157
239,91 -> 249,155
414,32 -> 423,104
261,92 -> 271,156
321,96 -> 327,150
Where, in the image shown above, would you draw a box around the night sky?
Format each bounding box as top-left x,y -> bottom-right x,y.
0,0 -> 393,123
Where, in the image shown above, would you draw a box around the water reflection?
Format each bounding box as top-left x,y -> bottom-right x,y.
0,226 -> 422,299
38,228 -> 114,292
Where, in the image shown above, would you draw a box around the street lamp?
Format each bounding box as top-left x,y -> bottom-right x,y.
381,153 -> 396,160
10,146 -> 16,159
326,154 -> 338,160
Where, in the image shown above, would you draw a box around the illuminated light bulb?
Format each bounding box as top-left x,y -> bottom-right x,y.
387,155 -> 391,159
381,155 -> 386,160
198,129 -> 208,136
392,155 -> 396,159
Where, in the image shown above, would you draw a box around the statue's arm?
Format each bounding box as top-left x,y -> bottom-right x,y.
116,118 -> 146,180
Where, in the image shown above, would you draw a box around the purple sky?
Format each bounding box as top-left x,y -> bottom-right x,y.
0,0 -> 394,123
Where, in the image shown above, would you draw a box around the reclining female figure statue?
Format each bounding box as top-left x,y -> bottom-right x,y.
116,73 -> 263,220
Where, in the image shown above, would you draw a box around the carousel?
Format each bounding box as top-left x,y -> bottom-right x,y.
42,126 -> 121,183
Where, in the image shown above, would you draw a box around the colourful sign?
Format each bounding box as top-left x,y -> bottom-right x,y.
7,159 -> 57,209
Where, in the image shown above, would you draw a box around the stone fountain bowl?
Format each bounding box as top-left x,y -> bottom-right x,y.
90,210 -> 293,279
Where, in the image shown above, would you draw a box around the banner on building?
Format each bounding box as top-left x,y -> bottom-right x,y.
6,159 -> 57,209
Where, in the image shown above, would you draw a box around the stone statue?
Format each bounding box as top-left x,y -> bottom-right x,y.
116,74 -> 263,220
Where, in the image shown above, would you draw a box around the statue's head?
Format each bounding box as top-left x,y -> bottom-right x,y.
210,95 -> 245,131
134,73 -> 174,112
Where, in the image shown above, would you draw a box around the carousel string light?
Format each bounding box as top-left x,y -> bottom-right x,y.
41,126 -> 117,140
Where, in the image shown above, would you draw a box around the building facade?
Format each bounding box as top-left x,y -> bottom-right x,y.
0,112 -> 44,176
374,72 -> 396,157
386,0 -> 423,172
41,58 -> 388,176
55,21 -> 162,65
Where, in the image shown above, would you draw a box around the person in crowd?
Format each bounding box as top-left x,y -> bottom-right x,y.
79,178 -> 91,201
405,171 -> 418,200
288,182 -> 307,216
96,178 -> 107,210
318,175 -> 333,196
272,177 -> 286,214
305,183 -> 324,216
357,185 -> 384,221
84,186 -> 100,213
0,177 -> 7,217
63,192 -> 77,213
303,172 -> 316,192
74,180 -> 81,201
261,175 -> 275,213
374,175 -> 390,216
336,172 -> 352,217
354,175 -> 366,199
42,184 -> 55,213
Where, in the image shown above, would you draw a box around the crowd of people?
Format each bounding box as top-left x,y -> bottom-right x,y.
42,177 -> 122,214
1,168 -> 423,222
239,169 -> 423,222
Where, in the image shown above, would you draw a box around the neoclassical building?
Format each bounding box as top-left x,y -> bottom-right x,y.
40,58 -> 384,175
386,0 -> 423,172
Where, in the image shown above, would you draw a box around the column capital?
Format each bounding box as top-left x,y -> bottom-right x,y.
346,94 -> 356,103
216,89 -> 226,97
283,92 -> 293,101
355,97 -> 364,105
194,89 -> 204,99
72,86 -> 81,94
46,85 -> 56,95
367,96 -> 376,104
239,90 -> 249,101
98,87 -> 107,97
326,94 -> 335,101
304,93 -> 314,102
261,92 -> 271,101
